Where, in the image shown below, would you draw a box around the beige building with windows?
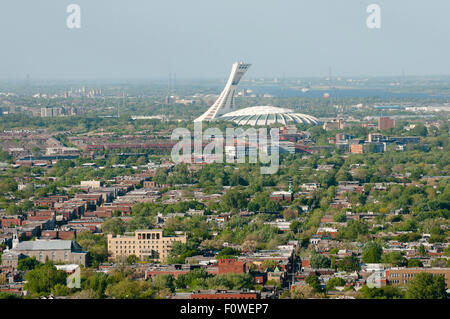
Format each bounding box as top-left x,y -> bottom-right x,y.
107,229 -> 187,262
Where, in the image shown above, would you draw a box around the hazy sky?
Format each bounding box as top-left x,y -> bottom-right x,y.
0,0 -> 449,80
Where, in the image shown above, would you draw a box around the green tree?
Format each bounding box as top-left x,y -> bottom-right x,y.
221,188 -> 248,212
216,247 -> 241,259
17,256 -> 41,271
358,285 -> 404,299
430,258 -> 449,268
102,218 -> 126,235
265,200 -> 282,213
305,274 -> 322,292
310,253 -> 331,269
362,242 -> 383,263
51,283 -> 71,296
176,268 -> 213,289
167,241 -> 199,264
326,277 -> 346,291
105,279 -> 144,299
152,274 -> 175,293
261,260 -> 281,272
0,292 -> 21,299
407,259 -> 423,268
333,212 -> 346,222
289,220 -> 301,233
126,254 -> 138,264
417,244 -> 427,257
337,256 -> 360,272
338,220 -> 368,241
81,271 -> 110,298
381,251 -> 407,267
405,273 -> 447,299
24,263 -> 67,296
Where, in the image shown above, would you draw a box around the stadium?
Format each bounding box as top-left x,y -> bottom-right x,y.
194,62 -> 321,127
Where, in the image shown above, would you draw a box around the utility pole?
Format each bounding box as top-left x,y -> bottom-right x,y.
328,66 -> 333,108
26,73 -> 30,95
328,66 -> 332,89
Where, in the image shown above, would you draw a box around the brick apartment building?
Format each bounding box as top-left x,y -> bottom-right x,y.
385,268 -> 450,288
0,216 -> 24,229
378,117 -> 395,130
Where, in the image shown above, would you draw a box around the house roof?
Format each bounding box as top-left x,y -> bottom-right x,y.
13,240 -> 81,251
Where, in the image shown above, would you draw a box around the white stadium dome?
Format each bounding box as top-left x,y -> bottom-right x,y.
218,105 -> 321,126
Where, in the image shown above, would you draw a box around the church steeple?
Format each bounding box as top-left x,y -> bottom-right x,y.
12,232 -> 19,249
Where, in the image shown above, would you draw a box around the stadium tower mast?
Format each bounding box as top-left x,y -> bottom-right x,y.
194,61 -> 251,122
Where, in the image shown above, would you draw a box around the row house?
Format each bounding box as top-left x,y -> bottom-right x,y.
54,201 -> 86,220
16,225 -> 40,240
26,210 -> 56,222
145,263 -> 218,280
115,177 -> 144,187
87,203 -> 133,218
34,195 -> 69,208
74,193 -> 104,208
41,230 -> 77,240
22,219 -> 55,232
0,215 -> 24,229
67,218 -> 104,233
88,189 -> 117,203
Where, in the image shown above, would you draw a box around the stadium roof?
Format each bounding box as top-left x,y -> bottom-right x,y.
219,106 -> 320,126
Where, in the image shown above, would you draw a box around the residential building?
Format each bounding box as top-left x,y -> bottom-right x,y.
107,229 -> 187,262
385,267 -> 450,288
378,117 -> 395,130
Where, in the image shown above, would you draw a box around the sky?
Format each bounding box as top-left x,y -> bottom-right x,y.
0,0 -> 449,80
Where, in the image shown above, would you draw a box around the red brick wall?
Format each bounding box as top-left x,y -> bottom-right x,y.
0,218 -> 23,228
218,259 -> 246,274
